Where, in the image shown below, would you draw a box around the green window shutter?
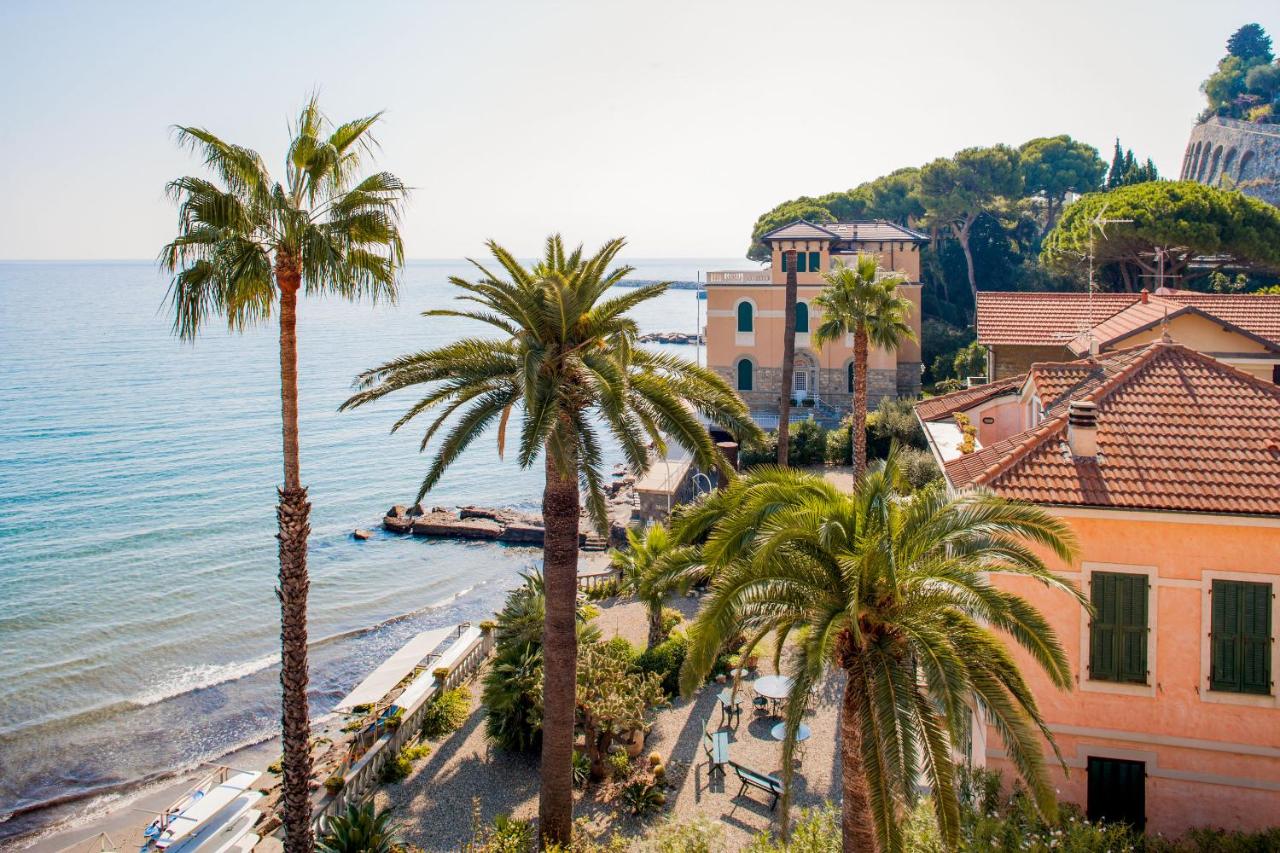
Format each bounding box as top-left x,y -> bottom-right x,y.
1090,572 -> 1147,683
1090,573 -> 1119,682
796,252 -> 807,273
847,363 -> 855,393
736,359 -> 753,391
737,302 -> 753,333
795,303 -> 809,333
1213,579 -> 1272,694
780,252 -> 790,273
1241,582 -> 1272,695
1211,580 -> 1241,691
809,251 -> 821,272
1119,573 -> 1148,684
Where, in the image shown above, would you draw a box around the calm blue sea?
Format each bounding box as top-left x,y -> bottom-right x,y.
0,258 -> 749,842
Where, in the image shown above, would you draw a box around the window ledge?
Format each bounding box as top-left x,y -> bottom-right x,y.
1080,678 -> 1155,698
1199,689 -> 1278,709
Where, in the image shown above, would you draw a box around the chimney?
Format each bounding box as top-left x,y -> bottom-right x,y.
1140,288 -> 1149,304
1067,400 -> 1098,458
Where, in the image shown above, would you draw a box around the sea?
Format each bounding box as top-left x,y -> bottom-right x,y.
0,258 -> 747,846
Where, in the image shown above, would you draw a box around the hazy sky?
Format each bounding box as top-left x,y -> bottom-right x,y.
1,0 -> 1276,260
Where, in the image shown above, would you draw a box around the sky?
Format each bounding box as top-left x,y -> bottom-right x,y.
1,0 -> 1276,261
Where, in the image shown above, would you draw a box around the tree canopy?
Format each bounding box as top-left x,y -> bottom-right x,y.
1200,23 -> 1279,122
1041,181 -> 1280,290
1019,135 -> 1107,233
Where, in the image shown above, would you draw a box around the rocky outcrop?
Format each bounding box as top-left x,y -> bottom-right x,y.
638,331 -> 703,345
410,511 -> 503,540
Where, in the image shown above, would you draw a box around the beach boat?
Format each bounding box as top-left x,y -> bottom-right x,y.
141,768 -> 261,852
169,802 -> 261,853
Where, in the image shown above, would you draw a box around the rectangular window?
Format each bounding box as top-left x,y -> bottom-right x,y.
796,252 -> 807,273
780,252 -> 789,273
1087,757 -> 1145,831
1211,579 -> 1272,695
1089,572 -> 1148,684
808,251 -> 821,272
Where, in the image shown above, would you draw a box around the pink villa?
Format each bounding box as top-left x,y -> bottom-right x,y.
916,339 -> 1280,835
703,219 -> 927,426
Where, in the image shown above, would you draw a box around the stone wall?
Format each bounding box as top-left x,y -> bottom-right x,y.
715,364 -> 900,414
896,361 -> 922,398
1181,117 -> 1280,207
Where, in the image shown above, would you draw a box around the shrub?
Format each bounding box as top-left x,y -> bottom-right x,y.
317,802 -> 399,853
788,418 -> 827,466
603,636 -> 638,665
620,779 -> 666,816
866,398 -> 926,458
466,812 -> 536,853
738,432 -> 777,468
572,749 -> 591,788
898,447 -> 942,491
660,607 -> 683,636
583,575 -> 624,600
402,742 -> 431,761
745,805 -> 839,852
824,422 -> 852,465
267,757 -> 282,774
420,686 -> 471,739
378,750 -> 413,784
323,774 -> 345,795
636,635 -> 688,697
635,815 -> 726,853
606,749 -> 632,780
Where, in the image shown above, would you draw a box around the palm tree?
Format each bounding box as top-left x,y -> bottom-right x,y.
160,96 -> 407,853
776,250 -> 799,464
813,255 -> 915,480
677,453 -> 1083,853
611,523 -> 697,650
341,235 -> 759,847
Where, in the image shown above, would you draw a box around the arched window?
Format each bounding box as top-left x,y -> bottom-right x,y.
736,301 -> 754,333
847,362 -> 855,393
736,358 -> 753,392
795,302 -> 809,333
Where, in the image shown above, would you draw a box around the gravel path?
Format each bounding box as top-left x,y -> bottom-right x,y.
377,594 -> 842,851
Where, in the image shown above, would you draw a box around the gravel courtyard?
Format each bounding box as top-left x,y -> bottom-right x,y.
376,594 -> 843,850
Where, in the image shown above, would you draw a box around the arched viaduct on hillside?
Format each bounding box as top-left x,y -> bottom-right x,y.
1180,116 -> 1280,206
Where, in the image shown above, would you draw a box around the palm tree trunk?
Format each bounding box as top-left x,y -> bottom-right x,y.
841,661 -> 879,853
275,267 -> 315,853
852,326 -> 869,481
647,605 -> 665,650
777,253 -> 798,465
539,448 -> 580,848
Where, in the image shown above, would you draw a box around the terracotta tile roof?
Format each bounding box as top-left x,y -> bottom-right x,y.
1028,346 -> 1150,412
916,375 -> 1024,422
976,292 -> 1140,346
761,220 -> 843,241
942,342 -> 1280,516
761,219 -> 929,244
825,221 -> 930,243
977,290 -> 1280,349
1160,291 -> 1280,344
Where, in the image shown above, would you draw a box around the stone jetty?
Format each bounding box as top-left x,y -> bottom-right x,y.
381,474 -> 636,548
638,331 -> 702,345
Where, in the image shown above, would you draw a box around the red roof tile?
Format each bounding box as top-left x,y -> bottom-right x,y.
976,290 -> 1280,349
915,375 -> 1024,422
942,342 -> 1280,516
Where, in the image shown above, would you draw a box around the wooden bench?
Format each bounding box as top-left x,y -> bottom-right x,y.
703,729 -> 729,777
730,762 -> 783,810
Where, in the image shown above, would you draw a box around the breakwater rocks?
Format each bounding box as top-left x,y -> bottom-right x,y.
382,476 -> 635,549
638,331 -> 702,345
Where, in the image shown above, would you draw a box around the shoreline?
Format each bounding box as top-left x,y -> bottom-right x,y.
3,551 -> 617,853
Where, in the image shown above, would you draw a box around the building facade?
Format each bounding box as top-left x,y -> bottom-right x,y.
705,220 -> 926,425
917,342 -> 1280,836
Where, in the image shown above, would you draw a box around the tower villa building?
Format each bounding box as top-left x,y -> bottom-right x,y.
704,220 -> 927,425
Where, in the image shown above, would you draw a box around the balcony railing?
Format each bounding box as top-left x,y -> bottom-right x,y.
705,270 -> 772,285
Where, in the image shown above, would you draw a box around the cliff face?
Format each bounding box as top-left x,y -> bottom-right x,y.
1181,117 -> 1280,206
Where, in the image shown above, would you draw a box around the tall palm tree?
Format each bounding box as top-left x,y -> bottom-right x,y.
813,255 -> 915,480
776,250 -> 799,464
677,453 -> 1083,853
160,96 -> 407,853
611,523 -> 697,650
341,236 -> 759,847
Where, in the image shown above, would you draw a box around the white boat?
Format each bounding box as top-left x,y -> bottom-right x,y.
169,801 -> 261,853
142,768 -> 261,851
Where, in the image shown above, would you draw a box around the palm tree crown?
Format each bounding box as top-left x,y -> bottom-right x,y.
612,523 -> 698,650
676,452 -> 1082,853
161,95 -> 406,340
813,255 -> 916,479
342,235 -> 757,528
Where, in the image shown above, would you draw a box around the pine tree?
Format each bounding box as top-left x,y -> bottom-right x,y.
1107,138 -> 1125,189
1227,23 -> 1273,64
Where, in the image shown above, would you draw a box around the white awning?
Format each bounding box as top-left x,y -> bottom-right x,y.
393,626 -> 482,711
333,627 -> 455,713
